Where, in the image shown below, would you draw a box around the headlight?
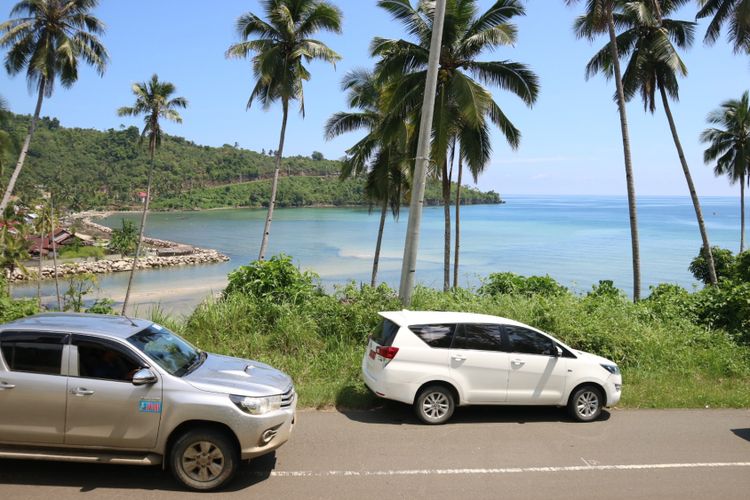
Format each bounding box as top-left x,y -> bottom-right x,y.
600,364 -> 620,375
230,394 -> 282,415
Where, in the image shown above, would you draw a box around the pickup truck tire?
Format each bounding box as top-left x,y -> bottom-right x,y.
170,429 -> 238,491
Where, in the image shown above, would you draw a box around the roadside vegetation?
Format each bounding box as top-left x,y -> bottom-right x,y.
154,256 -> 750,409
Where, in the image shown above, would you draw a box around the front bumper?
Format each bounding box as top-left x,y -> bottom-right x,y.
236,398 -> 297,460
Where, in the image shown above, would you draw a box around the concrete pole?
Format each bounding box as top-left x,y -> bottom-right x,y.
398,0 -> 447,306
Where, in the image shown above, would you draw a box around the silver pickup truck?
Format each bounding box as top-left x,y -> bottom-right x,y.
0,313 -> 296,491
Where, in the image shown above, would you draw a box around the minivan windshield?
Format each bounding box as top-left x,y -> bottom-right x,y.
127,324 -> 202,377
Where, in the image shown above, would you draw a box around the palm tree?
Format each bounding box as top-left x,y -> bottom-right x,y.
325,69 -> 411,286
0,95 -> 12,182
567,0 -> 642,301
34,196 -> 61,308
226,0 -> 343,261
373,0 -> 539,291
697,0 -> 750,52
584,0 -> 718,285
0,0 -> 108,212
0,224 -> 30,293
701,91 -> 750,252
117,74 -> 187,314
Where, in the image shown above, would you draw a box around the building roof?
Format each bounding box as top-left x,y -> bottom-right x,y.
0,313 -> 153,339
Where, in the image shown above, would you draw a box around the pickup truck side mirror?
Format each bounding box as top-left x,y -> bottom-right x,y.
132,368 -> 158,386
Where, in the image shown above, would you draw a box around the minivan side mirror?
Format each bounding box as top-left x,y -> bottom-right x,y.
132,368 -> 158,386
551,345 -> 562,357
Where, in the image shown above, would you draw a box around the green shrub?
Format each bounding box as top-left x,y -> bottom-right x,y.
224,254 -> 319,304
694,280 -> 750,344
108,219 -> 138,256
0,276 -> 39,322
479,272 -> 567,297
732,250 -> 750,283
689,246 -> 736,284
59,245 -> 105,259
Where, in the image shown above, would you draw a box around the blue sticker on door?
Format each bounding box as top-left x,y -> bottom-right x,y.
139,399 -> 162,413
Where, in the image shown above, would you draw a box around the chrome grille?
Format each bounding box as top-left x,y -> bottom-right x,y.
280,386 -> 295,408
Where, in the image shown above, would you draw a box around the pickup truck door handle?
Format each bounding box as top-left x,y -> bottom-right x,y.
0,382 -> 15,390
71,387 -> 95,396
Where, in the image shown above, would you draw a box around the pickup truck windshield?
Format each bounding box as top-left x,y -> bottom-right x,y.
127,324 -> 202,377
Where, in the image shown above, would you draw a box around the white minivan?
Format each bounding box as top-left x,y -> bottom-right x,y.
362,311 -> 622,424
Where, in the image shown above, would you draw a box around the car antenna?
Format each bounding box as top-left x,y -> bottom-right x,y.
121,311 -> 138,327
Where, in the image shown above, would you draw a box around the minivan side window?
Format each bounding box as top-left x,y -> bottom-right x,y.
409,324 -> 456,348
0,331 -> 69,375
74,337 -> 142,382
505,325 -> 556,356
370,319 -> 400,347
453,324 -> 505,352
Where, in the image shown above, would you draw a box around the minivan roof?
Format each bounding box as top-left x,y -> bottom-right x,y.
0,313 -> 153,339
378,310 -> 528,328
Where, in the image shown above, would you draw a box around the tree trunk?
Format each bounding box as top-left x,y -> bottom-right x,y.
607,8 -> 642,302
37,241 -> 42,307
0,80 -> 45,212
442,155 -> 451,292
258,99 -> 289,261
741,172 -> 746,253
50,195 -> 61,310
453,155 -> 463,290
121,151 -> 155,315
372,198 -> 388,287
659,86 -> 718,285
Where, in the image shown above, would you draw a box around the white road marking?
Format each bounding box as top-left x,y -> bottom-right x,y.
268,462 -> 750,478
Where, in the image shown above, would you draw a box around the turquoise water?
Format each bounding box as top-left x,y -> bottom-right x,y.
12,196 -> 744,313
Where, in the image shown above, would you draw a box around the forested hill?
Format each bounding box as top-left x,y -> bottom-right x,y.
1,113 -> 502,211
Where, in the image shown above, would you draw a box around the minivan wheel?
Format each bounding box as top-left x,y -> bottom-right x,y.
170,429 -> 238,491
414,385 -> 455,425
568,386 -> 604,422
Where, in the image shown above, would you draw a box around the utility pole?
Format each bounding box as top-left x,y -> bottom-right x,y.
398,0 -> 447,306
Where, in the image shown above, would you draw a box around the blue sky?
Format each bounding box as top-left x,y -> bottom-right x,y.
1,0 -> 747,196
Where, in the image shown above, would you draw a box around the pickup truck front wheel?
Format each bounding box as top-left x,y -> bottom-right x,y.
170,429 -> 238,491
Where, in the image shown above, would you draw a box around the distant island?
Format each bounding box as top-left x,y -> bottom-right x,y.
3,113 -> 502,211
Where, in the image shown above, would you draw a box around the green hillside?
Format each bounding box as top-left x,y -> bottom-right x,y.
1,113 -> 501,210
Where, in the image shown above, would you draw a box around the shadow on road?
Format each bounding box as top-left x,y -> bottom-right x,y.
731,428 -> 750,443
340,400 -> 611,426
0,451 -> 277,493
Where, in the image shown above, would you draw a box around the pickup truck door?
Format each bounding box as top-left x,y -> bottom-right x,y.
0,331 -> 69,445
64,335 -> 162,449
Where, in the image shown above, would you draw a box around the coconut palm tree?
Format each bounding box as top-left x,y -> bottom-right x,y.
373,0 -> 539,291
567,0 -> 643,301
583,0 -> 718,285
701,91 -> 750,252
34,197 -> 61,308
226,0 -> 343,261
325,69 -> 411,286
0,224 -> 30,293
117,74 -> 187,314
697,0 -> 750,52
0,95 -> 12,182
0,0 -> 108,212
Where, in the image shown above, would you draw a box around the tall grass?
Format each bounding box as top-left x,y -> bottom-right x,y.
163,282 -> 750,409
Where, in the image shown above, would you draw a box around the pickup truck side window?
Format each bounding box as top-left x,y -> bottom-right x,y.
73,337 -> 142,382
0,331 -> 68,375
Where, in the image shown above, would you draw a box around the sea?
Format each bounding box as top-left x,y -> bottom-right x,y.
11,195 -> 744,316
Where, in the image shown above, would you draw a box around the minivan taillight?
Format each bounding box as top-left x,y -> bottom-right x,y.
376,346 -> 399,359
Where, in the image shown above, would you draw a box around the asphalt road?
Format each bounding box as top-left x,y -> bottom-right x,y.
1,405 -> 749,499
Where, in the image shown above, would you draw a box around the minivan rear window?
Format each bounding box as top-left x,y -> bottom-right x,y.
409,324 -> 456,348
370,319 -> 400,346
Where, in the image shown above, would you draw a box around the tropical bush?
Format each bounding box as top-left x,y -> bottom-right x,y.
224,255 -> 320,305
689,246 -> 736,284
479,272 -> 568,297
108,219 -> 138,256
0,276 -> 38,322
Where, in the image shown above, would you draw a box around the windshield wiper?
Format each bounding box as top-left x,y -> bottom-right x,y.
184,351 -> 207,376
